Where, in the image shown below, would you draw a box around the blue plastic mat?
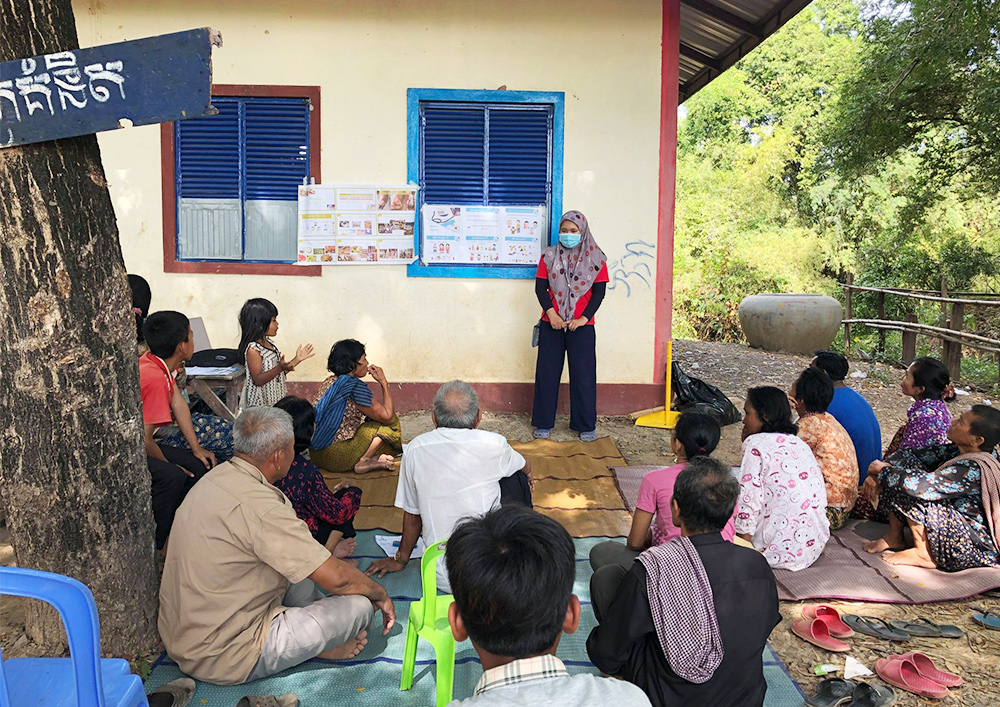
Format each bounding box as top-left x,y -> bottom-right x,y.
146,532 -> 803,706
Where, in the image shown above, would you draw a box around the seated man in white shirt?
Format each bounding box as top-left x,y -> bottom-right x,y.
444,506 -> 652,706
365,380 -> 532,590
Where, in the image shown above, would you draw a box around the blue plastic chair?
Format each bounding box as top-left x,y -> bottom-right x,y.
0,566 -> 148,707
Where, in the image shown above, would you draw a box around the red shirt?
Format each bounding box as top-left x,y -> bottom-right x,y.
139,351 -> 175,427
536,258 -> 609,325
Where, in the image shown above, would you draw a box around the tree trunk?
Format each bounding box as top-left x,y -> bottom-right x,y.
0,0 -> 159,656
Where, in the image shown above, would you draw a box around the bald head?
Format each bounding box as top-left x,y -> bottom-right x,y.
433,380 -> 480,429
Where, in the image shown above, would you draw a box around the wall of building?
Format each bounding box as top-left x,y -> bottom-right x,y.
75,0 -> 663,406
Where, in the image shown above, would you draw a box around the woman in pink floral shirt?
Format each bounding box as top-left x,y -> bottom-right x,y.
735,387 -> 830,571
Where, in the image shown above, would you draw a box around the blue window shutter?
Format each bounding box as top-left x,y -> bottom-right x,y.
487,107 -> 551,205
175,98 -> 240,199
244,98 -> 310,201
421,106 -> 486,203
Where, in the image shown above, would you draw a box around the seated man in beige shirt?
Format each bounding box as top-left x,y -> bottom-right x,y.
158,406 -> 395,685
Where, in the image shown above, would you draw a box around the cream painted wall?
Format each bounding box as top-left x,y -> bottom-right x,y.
76,0 -> 662,385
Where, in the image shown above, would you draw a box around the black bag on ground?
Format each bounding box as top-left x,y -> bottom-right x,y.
671,361 -> 742,426
188,348 -> 240,367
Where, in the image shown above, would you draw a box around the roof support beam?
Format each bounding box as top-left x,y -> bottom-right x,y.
679,42 -> 721,72
681,0 -> 762,37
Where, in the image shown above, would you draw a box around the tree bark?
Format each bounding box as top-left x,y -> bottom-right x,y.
0,0 -> 159,655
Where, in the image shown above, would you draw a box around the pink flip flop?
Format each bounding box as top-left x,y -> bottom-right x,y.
875,657 -> 950,699
792,618 -> 851,652
802,604 -> 855,638
899,651 -> 963,687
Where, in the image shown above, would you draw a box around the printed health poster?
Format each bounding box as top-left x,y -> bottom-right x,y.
297,185 -> 338,264
500,206 -> 546,264
462,206 -> 501,263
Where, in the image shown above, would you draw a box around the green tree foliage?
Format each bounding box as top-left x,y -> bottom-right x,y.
675,0 -> 1000,358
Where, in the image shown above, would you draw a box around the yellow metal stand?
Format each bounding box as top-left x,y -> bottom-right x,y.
635,340 -> 681,429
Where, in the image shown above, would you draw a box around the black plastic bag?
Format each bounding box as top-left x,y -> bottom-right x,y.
671,361 -> 742,427
188,348 -> 240,367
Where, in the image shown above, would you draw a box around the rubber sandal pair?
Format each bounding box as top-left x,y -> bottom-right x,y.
843,615 -> 909,642
887,617 -> 963,638
236,694 -> 299,707
793,604 -> 853,652
971,606 -> 1000,630
874,652 -> 962,700
805,678 -> 896,707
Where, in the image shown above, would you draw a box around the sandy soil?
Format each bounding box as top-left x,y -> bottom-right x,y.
2,339 -> 997,704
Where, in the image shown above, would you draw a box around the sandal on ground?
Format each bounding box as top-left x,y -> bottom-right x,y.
804,677 -> 857,706
888,617 -> 963,638
875,657 -> 949,700
803,604 -> 856,638
147,678 -> 196,707
971,606 -> 1000,631
792,618 -> 851,652
579,430 -> 597,442
842,615 -> 910,642
898,651 -> 962,687
236,695 -> 299,707
533,428 -> 551,439
846,682 -> 896,707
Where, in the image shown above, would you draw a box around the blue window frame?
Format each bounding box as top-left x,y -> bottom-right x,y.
174,96 -> 310,263
407,88 -> 565,279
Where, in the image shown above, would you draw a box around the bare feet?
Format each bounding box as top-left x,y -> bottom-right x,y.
863,536 -> 907,554
883,547 -> 937,569
354,454 -> 396,474
332,537 -> 357,559
318,630 -> 368,660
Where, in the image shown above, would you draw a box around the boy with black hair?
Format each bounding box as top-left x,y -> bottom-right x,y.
587,458 -> 780,707
140,311 -> 218,550
812,350 -> 882,485
791,367 -> 860,529
444,506 -> 650,706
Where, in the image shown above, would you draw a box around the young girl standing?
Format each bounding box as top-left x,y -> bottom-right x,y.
238,298 -> 314,410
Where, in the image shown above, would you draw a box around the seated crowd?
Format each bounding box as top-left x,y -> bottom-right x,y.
134,292 -> 999,705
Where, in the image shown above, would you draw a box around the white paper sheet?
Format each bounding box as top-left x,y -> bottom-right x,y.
374,535 -> 427,559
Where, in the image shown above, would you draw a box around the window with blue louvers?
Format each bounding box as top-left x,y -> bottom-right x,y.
174,96 -> 310,262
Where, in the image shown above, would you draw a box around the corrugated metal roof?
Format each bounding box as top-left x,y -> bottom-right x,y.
680,0 -> 814,101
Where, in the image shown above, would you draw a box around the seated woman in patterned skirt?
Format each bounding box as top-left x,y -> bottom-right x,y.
862,405 -> 1000,571
310,339 -> 402,474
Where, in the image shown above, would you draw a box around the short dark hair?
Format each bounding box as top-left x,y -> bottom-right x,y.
142,311 -> 189,359
446,506 -> 575,658
813,350 -> 848,381
674,412 -> 721,459
794,367 -> 835,414
672,457 -> 740,534
128,274 -> 151,344
969,405 -> 1000,452
273,396 -> 315,455
327,339 -> 366,376
910,357 -> 953,401
746,386 -> 798,435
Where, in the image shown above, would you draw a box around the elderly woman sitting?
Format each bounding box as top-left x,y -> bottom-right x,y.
310,339 -> 402,474
863,405 -> 1000,571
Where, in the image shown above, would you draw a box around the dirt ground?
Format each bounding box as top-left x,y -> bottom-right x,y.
2,339 -> 998,703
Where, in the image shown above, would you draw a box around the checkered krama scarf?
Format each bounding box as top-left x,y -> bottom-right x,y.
541,211 -> 606,321
637,537 -> 724,683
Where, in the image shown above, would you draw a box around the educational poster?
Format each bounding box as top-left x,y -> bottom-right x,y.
500,206 -> 546,264
296,185 -> 338,264
421,205 -> 463,264
462,206 -> 501,263
296,183 -> 418,265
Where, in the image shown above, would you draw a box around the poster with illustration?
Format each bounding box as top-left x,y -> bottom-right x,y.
335,187 -> 378,212
377,187 -> 417,212
296,185 -> 338,264
421,204 -> 463,264
500,206 -> 546,264
377,236 -> 416,263
337,238 -> 379,264
377,211 -> 416,237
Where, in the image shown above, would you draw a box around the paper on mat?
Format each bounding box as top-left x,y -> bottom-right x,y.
844,656 -> 873,679
375,534 -> 427,560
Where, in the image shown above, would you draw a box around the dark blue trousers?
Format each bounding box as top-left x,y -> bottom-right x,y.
531,322 -> 597,432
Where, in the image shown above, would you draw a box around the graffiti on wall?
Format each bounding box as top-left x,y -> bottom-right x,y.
607,239 -> 655,297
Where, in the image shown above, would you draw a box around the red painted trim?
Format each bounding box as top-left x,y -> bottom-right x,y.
160,84 -> 322,277
286,381 -> 664,416
654,0 -> 681,382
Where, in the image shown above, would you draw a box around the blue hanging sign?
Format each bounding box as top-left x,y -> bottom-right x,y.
0,28 -> 221,148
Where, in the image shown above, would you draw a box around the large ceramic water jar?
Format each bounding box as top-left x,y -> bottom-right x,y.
738,293 -> 842,355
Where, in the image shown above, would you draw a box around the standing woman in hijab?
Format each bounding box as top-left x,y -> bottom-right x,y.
532,211 -> 609,442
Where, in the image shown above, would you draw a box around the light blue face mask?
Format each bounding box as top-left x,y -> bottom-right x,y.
559,232 -> 582,249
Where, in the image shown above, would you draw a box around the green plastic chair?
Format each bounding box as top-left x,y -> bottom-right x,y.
400,540 -> 455,707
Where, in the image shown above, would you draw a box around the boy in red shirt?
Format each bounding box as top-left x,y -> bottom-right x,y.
141,311 -> 216,550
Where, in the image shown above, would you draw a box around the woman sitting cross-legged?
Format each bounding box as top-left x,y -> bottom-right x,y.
273,396 -> 363,559
735,386 -> 830,571
862,405 -> 1000,571
310,339 -> 402,474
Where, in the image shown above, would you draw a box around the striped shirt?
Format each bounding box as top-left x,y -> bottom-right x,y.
312,375 -> 373,450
